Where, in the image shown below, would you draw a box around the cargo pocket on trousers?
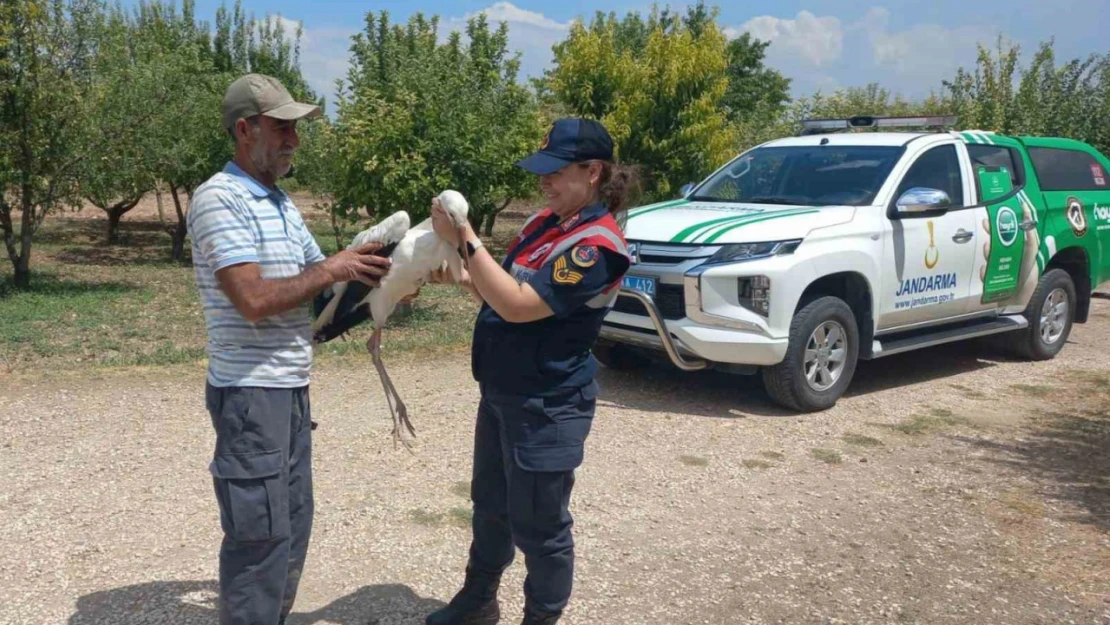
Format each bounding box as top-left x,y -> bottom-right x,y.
510,443 -> 579,527
209,448 -> 288,542
513,442 -> 584,473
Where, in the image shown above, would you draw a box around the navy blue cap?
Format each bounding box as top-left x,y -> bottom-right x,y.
516,117 -> 614,175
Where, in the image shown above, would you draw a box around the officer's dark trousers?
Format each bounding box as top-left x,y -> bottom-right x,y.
205,383 -> 314,625
467,382 -> 597,615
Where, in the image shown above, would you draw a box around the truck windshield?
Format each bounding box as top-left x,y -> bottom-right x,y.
690,145 -> 904,207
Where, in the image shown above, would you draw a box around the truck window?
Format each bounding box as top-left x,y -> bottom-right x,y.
967,144 -> 1025,189
894,144 -> 964,207
690,146 -> 903,207
1027,147 -> 1108,191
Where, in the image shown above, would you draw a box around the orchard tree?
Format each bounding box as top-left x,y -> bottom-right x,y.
0,0 -> 99,287
548,5 -> 741,199
326,11 -> 541,233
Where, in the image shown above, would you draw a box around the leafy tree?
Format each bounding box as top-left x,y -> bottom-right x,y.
548,5 -> 741,199
942,38 -> 1109,155
723,32 -> 791,125
79,3 -> 168,243
0,0 -> 99,287
324,11 -> 541,234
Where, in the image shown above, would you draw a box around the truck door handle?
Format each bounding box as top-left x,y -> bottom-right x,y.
952,230 -> 974,244
1019,220 -> 1037,232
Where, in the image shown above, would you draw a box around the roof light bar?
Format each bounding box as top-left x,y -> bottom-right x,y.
799,115 -> 959,135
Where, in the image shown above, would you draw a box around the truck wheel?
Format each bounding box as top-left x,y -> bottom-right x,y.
1011,268 -> 1075,361
592,341 -> 645,370
762,296 -> 859,412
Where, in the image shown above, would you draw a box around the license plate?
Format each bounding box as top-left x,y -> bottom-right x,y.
622,275 -> 656,297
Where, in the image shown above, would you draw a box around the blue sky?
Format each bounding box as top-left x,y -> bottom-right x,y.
176,0 -> 1107,106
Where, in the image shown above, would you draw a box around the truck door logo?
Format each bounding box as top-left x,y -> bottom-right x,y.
996,206 -> 1019,246
924,220 -> 939,269
1066,197 -> 1088,238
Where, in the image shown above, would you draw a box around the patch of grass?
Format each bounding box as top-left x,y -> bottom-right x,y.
742,459 -> 774,469
889,408 -> 965,435
811,448 -> 842,464
949,383 -> 986,399
446,507 -> 472,529
0,209 -> 522,372
758,451 -> 784,460
999,492 -> 1045,517
408,509 -> 444,526
1070,370 -> 1110,392
679,455 -> 709,467
842,433 -> 883,447
1012,383 -> 1053,398
451,481 -> 471,499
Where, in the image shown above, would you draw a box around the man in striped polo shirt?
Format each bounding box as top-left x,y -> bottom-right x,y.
188,74 -> 393,625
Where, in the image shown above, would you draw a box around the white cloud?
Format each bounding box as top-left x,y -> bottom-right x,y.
736,11 -> 845,68
441,2 -> 570,80
468,2 -> 569,31
272,2 -> 568,110
727,8 -> 997,98
857,8 -> 997,82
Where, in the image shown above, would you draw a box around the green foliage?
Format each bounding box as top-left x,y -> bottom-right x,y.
547,3 -> 787,200
1,0 -> 317,281
944,38 -> 1110,155
0,0 -> 97,287
318,11 -> 541,233
723,33 -> 791,126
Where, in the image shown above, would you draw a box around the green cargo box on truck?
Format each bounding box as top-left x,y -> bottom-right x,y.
598,115 -> 1110,412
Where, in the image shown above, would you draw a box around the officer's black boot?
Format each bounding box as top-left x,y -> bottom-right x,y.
519,604 -> 561,625
425,568 -> 502,625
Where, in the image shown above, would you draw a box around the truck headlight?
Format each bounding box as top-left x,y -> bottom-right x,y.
738,276 -> 772,316
706,239 -> 802,264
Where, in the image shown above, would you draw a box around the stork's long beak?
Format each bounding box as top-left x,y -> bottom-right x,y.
458,224 -> 470,267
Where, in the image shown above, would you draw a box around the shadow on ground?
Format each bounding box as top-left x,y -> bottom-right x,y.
68,580 -> 445,625
36,219 -> 190,267
960,400 -> 1110,532
596,338 -> 1004,419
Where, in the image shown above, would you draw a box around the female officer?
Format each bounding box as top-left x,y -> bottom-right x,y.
426,117 -> 636,625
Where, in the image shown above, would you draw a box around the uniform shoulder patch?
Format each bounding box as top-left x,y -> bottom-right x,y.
571,245 -> 598,268
552,255 -> 585,285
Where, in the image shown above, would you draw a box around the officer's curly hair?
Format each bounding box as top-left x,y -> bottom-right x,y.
580,161 -> 641,215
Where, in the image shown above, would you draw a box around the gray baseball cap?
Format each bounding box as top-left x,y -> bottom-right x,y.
222,73 -> 321,132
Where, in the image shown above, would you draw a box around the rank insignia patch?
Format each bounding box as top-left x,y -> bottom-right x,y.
552,256 -> 584,285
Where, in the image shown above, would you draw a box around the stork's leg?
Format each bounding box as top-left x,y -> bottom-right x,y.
366,329 -> 416,448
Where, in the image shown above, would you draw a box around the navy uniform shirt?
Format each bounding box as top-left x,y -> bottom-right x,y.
472,203 -> 630,397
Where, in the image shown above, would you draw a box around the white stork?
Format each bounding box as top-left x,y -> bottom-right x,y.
311,190 -> 471,447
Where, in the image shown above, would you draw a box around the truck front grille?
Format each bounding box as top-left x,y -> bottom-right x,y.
614,283 -> 686,320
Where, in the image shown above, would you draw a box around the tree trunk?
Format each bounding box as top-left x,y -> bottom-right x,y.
168,185 -> 188,262
0,196 -> 20,286
16,192 -> 34,288
155,186 -> 166,224
327,203 -> 345,250
483,199 -> 513,237
107,210 -> 122,244
97,197 -> 142,245
13,252 -> 30,288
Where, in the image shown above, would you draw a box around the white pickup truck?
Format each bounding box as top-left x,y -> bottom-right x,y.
597,116 -> 1110,412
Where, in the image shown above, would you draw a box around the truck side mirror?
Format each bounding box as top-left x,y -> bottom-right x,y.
894,187 -> 951,218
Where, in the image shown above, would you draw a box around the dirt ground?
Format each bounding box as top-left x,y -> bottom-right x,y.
3,294 -> 1110,624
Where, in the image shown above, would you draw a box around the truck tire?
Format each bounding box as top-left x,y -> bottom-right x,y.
592,341 -> 645,370
762,296 -> 859,412
1011,268 -> 1075,361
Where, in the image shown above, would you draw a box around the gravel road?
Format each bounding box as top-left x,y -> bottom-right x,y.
3,296 -> 1110,625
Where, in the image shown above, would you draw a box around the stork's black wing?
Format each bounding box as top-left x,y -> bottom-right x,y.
311,241 -> 399,344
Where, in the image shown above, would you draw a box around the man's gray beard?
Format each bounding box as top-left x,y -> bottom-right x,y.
250,144 -> 291,179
